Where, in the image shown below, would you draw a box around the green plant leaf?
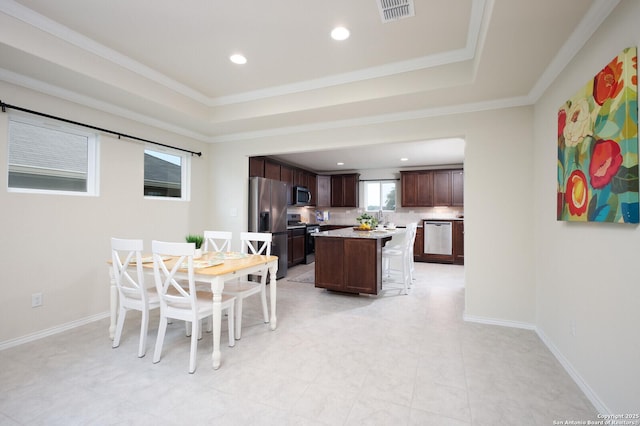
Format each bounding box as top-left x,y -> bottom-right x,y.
185,234 -> 204,249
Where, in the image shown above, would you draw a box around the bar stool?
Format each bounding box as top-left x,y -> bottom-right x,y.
382,223 -> 417,294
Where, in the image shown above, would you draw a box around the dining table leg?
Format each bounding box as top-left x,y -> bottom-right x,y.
211,277 -> 224,369
269,262 -> 277,330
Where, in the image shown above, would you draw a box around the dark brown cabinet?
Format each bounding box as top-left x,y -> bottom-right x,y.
401,169 -> 463,207
316,175 -> 331,207
280,165 -> 294,205
413,227 -> 424,262
288,228 -> 305,266
331,173 -> 359,207
249,157 -> 265,177
433,170 -> 452,206
264,161 -> 281,181
453,221 -> 464,265
401,171 -> 433,207
294,169 -> 306,188
452,170 -> 464,206
315,236 -> 386,294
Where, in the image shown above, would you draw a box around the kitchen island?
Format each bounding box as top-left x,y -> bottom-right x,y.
314,227 -> 405,295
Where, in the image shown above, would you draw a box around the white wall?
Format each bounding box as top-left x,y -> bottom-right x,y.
533,0 -> 640,413
0,82 -> 209,343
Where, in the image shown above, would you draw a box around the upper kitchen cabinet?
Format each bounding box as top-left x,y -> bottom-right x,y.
401,171 -> 433,207
264,161 -> 281,181
331,174 -> 359,207
294,169 -> 306,188
280,164 -> 294,205
249,157 -> 265,177
452,169 -> 464,206
316,175 -> 331,207
401,169 -> 463,207
433,170 -> 452,206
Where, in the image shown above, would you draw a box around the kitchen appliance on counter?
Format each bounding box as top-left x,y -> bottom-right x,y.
287,213 -> 319,264
424,220 -> 453,256
249,177 -> 288,279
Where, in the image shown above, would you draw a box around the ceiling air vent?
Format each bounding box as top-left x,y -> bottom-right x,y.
377,0 -> 415,23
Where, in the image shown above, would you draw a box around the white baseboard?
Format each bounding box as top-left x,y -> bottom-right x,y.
535,328 -> 609,414
463,312 -> 609,415
463,312 -> 536,330
0,311 -> 110,351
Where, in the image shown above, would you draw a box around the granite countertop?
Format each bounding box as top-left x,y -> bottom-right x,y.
314,227 -> 405,240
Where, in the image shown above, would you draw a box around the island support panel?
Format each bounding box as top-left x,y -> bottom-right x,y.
315,236 -> 388,295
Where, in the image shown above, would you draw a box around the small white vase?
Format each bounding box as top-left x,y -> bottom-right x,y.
194,248 -> 203,259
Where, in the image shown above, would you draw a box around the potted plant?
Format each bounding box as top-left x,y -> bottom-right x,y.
185,234 -> 204,258
356,213 -> 378,230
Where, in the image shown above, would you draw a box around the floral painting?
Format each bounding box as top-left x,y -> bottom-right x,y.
558,47 -> 639,223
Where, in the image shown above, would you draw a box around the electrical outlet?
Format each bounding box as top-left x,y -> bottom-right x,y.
31,293 -> 43,308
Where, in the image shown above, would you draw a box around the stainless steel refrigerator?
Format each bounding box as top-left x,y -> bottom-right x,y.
249,177 -> 288,279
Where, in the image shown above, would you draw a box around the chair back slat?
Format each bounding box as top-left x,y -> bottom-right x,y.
152,240 -> 197,310
240,232 -> 272,255
111,238 -> 147,302
203,230 -> 232,252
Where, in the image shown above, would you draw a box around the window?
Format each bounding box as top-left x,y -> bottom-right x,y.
365,181 -> 396,211
144,147 -> 189,200
8,114 -> 99,195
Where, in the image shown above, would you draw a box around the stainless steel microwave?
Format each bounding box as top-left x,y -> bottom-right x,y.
293,186 -> 311,205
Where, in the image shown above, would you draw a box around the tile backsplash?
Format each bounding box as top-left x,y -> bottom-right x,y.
288,206 -> 463,226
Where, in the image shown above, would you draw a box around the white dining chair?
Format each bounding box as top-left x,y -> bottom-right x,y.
203,230 -> 233,253
151,240 -> 235,374
382,223 -> 418,294
223,232 -> 271,340
110,237 -> 160,358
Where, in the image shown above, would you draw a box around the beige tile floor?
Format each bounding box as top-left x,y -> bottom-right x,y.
0,262 -> 597,425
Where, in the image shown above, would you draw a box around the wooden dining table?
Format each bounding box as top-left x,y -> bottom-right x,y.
108,251 -> 279,369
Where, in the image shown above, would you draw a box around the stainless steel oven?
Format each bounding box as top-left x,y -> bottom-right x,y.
305,224 -> 320,264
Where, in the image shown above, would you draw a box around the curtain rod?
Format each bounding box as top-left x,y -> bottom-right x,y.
0,100 -> 202,157
359,178 -> 400,182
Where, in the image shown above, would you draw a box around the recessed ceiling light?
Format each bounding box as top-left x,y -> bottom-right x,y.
331,27 -> 350,41
337,162 -> 345,166
400,158 -> 409,162
230,54 -> 247,65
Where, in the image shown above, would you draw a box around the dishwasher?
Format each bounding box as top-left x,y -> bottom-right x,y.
423,221 -> 453,255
